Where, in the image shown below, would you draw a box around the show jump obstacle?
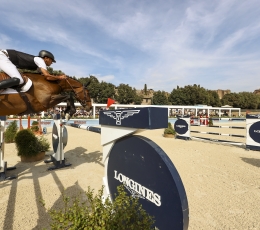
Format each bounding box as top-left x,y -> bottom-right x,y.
49,107 -> 189,230
0,116 -> 16,181
174,114 -> 260,150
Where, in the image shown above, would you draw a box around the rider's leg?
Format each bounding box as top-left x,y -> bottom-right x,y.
0,78 -> 20,89
0,50 -> 24,88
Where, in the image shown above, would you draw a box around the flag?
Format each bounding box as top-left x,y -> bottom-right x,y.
107,98 -> 115,108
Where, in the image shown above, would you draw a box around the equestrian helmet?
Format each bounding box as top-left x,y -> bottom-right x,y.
39,50 -> 56,62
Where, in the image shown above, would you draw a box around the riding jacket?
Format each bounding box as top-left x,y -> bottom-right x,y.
7,49 -> 38,70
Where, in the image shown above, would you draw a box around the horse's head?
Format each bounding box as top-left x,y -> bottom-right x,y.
64,78 -> 92,111
76,85 -> 92,111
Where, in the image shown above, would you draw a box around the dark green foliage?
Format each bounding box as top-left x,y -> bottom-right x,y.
42,185 -> 155,230
4,120 -> 18,143
116,84 -> 137,104
78,76 -> 116,103
144,84 -> 148,95
134,88 -> 143,105
79,75 -> 101,103
169,84 -> 209,105
152,90 -> 169,105
164,122 -> 176,135
38,136 -> 50,152
207,90 -> 222,107
221,92 -> 260,109
14,129 -> 50,157
97,81 -> 116,103
30,121 -> 39,132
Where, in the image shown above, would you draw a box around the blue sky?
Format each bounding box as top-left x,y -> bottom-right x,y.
0,0 -> 259,93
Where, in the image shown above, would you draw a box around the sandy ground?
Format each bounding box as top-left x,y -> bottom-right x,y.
0,123 -> 260,230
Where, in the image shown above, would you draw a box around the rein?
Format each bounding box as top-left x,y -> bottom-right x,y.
64,78 -> 91,107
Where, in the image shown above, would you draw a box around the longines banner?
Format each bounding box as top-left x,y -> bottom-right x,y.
107,135 -> 189,230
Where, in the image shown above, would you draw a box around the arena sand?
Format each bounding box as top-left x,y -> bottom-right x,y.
0,123 -> 259,230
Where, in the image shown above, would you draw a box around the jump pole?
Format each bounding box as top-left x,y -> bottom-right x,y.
175,115 -> 260,150
0,116 -> 16,181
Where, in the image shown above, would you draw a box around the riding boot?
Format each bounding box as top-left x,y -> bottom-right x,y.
0,78 -> 20,90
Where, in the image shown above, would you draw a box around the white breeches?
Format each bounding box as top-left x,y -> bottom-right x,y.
0,51 -> 24,84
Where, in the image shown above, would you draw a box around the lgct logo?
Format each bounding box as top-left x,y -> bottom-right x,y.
103,110 -> 140,125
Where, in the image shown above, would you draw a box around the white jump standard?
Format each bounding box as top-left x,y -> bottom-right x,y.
0,116 -> 16,181
44,114 -> 71,170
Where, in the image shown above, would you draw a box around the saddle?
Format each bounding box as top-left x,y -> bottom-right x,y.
0,72 -> 34,115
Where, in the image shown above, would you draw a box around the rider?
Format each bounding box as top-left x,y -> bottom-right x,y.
0,49 -> 67,90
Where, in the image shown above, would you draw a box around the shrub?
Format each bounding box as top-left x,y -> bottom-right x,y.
4,120 -> 19,143
37,135 -> 50,152
30,121 -> 39,132
14,129 -> 42,157
164,122 -> 176,135
41,185 -> 155,230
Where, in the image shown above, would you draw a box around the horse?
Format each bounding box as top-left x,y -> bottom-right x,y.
0,73 -> 92,117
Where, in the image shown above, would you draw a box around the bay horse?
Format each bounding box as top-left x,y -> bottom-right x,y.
0,73 -> 92,116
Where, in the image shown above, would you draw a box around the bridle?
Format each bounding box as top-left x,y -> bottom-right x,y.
65,78 -> 91,107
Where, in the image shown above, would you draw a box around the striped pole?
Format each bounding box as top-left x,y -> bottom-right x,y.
207,125 -> 246,129
191,125 -> 246,129
64,123 -> 101,134
190,130 -> 246,138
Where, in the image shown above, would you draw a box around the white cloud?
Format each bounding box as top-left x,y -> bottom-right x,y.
0,0 -> 260,93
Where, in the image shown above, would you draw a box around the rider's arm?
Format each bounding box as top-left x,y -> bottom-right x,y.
40,68 -> 67,81
34,57 -> 67,80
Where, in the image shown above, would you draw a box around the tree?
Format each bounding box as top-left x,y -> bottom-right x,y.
207,90 -> 221,107
221,92 -> 259,109
168,85 -> 217,106
96,82 -> 116,104
115,84 -> 136,104
78,76 -> 100,103
133,88 -> 143,105
144,84 -> 148,95
152,90 -> 169,105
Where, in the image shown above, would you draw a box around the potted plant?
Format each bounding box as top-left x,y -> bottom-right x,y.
163,122 -> 176,138
14,129 -> 50,162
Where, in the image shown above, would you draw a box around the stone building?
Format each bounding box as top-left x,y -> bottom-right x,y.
215,89 -> 231,99
136,89 -> 154,105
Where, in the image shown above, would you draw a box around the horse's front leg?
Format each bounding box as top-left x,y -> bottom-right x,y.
64,95 -> 76,120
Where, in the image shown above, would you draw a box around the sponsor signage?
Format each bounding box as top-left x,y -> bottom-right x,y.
99,107 -> 168,129
174,119 -> 188,135
246,114 -> 260,119
248,121 -> 260,144
107,135 -> 189,230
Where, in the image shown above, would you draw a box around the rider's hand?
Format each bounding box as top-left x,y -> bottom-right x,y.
59,75 -> 67,80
